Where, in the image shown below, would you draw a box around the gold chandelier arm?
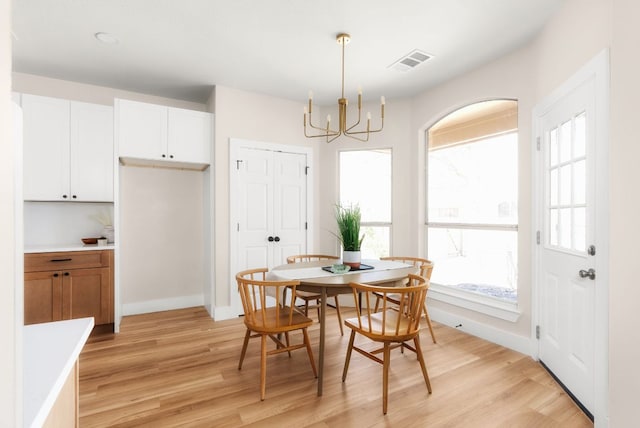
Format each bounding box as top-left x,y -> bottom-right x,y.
345,117 -> 384,136
304,113 -> 340,138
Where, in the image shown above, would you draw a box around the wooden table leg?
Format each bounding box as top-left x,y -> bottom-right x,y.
317,286 -> 326,396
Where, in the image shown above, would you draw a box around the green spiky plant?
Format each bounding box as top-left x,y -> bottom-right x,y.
334,204 -> 365,251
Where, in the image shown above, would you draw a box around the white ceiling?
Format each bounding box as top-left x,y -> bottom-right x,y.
11,0 -> 565,105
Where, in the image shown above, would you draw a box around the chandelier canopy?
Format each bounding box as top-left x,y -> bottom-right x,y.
303,33 -> 385,143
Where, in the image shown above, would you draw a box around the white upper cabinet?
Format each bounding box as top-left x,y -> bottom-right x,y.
70,102 -> 115,201
168,107 -> 211,164
116,99 -> 167,160
116,99 -> 211,169
22,94 -> 114,202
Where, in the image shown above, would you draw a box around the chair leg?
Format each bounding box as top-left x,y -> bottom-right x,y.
304,299 -> 310,316
382,342 -> 391,415
342,330 -> 356,382
302,327 -> 318,378
413,336 -> 432,393
238,328 -> 251,370
284,332 -> 292,358
333,296 -> 344,336
260,334 -> 267,401
423,304 -> 437,343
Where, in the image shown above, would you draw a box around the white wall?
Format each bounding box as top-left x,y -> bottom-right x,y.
0,0 -> 20,424
119,166 -> 205,314
211,85 -> 318,312
610,0 -> 640,424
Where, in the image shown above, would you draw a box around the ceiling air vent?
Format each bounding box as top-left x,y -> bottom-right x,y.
389,49 -> 432,72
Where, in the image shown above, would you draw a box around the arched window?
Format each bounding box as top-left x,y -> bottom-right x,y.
426,100 -> 518,302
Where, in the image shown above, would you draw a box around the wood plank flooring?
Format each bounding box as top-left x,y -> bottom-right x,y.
79,306 -> 592,427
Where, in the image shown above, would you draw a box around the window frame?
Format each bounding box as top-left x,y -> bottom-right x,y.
424,100 -> 520,320
338,148 -> 393,259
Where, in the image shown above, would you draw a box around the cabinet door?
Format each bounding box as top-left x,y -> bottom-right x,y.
70,102 -> 114,201
117,99 -> 167,161
168,107 -> 211,163
24,271 -> 63,325
22,94 -> 70,201
62,267 -> 111,325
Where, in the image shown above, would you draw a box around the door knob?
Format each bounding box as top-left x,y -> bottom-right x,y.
579,268 -> 596,280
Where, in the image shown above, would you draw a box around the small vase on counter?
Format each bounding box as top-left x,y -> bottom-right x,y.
102,225 -> 114,244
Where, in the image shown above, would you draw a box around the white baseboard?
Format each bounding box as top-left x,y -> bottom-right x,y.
122,294 -> 205,316
212,305 -> 240,321
429,306 -> 536,357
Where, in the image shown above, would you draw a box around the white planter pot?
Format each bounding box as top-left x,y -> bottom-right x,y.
342,250 -> 361,269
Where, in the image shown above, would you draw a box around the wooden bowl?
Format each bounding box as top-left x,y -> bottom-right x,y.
81,238 -> 98,245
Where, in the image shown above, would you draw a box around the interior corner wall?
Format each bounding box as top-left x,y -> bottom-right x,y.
212,85 -> 318,314
1,0 -> 20,424
610,0 -> 640,425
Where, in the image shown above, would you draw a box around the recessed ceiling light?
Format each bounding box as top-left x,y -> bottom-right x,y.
94,32 -> 119,44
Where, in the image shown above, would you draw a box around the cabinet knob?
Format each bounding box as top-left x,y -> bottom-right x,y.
53,273 -> 59,277
169,155 -> 174,159
62,194 -> 68,199
64,272 -> 70,276
72,195 -> 77,199
162,154 -> 166,158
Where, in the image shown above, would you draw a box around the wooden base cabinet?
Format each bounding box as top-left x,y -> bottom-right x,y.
24,250 -> 113,326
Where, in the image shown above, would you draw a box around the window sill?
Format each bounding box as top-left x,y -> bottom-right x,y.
428,283 -> 521,322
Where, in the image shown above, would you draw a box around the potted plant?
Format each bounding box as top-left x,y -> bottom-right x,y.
334,204 -> 364,268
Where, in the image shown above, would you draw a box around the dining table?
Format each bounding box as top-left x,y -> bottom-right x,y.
269,259 -> 418,396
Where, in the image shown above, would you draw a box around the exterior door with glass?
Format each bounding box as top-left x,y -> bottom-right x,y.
534,51 -> 608,419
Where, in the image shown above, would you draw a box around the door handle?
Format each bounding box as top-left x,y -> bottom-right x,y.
579,268 -> 596,280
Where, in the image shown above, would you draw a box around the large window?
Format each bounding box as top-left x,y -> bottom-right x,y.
427,100 -> 518,302
340,149 -> 391,259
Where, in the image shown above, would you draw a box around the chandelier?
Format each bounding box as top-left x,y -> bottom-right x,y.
303,33 -> 385,143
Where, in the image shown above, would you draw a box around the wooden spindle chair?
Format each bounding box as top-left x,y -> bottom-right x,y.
236,268 -> 317,400
374,256 -> 437,343
342,273 -> 432,414
286,254 -> 344,336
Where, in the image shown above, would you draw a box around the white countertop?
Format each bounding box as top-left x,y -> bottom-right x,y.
24,243 -> 115,253
23,317 -> 94,428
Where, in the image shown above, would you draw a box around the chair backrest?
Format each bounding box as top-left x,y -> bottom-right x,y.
287,254 -> 340,264
380,256 -> 434,280
350,273 -> 428,339
236,268 -> 302,331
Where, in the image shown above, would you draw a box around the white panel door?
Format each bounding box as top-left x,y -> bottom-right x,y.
233,146 -> 308,315
22,94 -> 70,201
535,52 -> 609,419
70,101 -> 114,201
237,148 -> 273,270
273,151 -> 307,264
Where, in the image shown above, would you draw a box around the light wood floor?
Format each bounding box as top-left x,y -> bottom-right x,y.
79,306 -> 592,427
